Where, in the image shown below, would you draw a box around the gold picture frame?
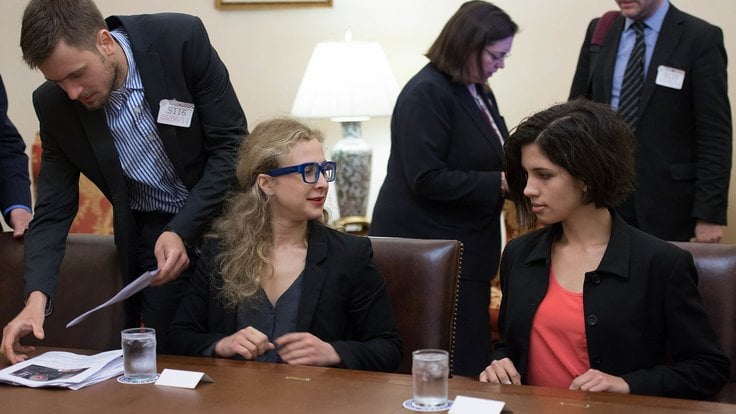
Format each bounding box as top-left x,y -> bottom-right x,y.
216,0 -> 332,9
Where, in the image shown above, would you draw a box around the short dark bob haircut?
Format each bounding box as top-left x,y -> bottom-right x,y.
504,99 -> 636,229
426,1 -> 517,83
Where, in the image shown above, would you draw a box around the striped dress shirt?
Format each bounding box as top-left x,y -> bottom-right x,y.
105,29 -> 188,214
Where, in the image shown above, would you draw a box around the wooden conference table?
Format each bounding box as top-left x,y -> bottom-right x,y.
0,349 -> 733,413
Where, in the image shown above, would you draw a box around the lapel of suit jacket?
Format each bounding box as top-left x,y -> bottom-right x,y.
114,16 -> 185,180
638,5 -> 684,116
455,82 -> 504,163
295,222 -> 328,331
77,107 -> 129,207
600,15 -> 626,103
77,105 -> 135,277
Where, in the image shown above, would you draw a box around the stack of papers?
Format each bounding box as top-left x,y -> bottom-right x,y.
0,350 -> 123,390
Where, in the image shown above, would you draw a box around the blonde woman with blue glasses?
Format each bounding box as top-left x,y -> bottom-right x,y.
168,118 -> 402,372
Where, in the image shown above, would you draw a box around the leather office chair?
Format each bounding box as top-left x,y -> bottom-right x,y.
368,236 -> 462,375
671,241 -> 736,403
0,232 -> 126,351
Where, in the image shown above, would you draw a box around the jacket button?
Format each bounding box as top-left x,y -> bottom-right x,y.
590,274 -> 601,285
587,314 -> 598,326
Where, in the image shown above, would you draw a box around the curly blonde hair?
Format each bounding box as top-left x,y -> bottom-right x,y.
213,117 -> 327,308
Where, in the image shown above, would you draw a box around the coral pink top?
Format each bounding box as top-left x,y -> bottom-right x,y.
525,267 -> 590,388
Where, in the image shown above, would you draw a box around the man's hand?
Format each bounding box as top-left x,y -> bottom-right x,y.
152,230 -> 190,286
214,326 -> 274,359
1,291 -> 46,363
9,208 -> 32,238
569,369 -> 630,393
479,358 -> 521,384
694,220 -> 723,243
275,332 -> 341,367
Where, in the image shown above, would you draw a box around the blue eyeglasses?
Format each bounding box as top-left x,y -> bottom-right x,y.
266,161 -> 337,184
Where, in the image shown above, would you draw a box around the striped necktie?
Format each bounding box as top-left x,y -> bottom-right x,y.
618,21 -> 645,128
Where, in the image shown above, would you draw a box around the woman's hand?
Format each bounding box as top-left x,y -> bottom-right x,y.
274,332 -> 341,367
214,326 -> 274,359
479,358 -> 521,384
569,369 -> 630,393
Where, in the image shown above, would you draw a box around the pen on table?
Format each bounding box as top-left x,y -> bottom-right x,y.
285,376 -> 311,382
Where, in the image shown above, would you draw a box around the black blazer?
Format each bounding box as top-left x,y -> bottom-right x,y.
570,5 -> 732,241
492,212 -> 730,399
0,74 -> 31,225
371,63 -> 507,282
24,13 -> 247,302
167,222 -> 403,373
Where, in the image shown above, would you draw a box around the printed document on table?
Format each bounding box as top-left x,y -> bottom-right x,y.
0,350 -> 123,390
66,269 -> 158,327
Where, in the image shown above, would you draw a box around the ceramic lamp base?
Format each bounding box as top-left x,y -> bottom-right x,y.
332,121 -> 372,218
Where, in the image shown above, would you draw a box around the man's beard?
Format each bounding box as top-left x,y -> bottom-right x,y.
81,58 -> 119,111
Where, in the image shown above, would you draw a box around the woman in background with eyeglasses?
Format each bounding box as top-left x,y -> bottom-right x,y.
370,0 -> 517,377
167,118 -> 402,372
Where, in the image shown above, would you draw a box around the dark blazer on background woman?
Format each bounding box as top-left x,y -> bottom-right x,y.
371,62 -> 507,375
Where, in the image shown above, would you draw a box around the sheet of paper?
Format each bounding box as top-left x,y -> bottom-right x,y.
155,368 -> 214,389
449,395 -> 505,414
66,270 -> 158,327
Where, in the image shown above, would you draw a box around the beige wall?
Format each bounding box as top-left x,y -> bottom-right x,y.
1,0 -> 735,240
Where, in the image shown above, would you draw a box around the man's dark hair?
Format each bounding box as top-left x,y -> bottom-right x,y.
21,0 -> 107,69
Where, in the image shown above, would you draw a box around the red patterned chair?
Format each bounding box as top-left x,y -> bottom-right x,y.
32,135 -> 113,235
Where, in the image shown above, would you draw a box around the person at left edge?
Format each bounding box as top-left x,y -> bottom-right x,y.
0,74 -> 32,238
0,0 -> 247,363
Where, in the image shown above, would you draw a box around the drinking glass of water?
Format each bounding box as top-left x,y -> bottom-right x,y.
120,327 -> 158,384
412,349 -> 449,408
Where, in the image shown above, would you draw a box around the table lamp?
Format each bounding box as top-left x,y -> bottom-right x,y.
291,31 -> 398,219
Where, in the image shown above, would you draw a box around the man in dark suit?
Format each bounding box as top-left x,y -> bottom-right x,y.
569,0 -> 732,243
0,74 -> 32,238
1,0 -> 246,363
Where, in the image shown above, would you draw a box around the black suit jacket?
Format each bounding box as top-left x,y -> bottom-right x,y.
0,74 -> 31,226
167,222 -> 403,373
370,63 -> 507,282
492,212 -> 730,399
25,13 -> 247,302
570,4 -> 732,241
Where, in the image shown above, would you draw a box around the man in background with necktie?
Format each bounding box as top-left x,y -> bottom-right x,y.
569,0 -> 732,243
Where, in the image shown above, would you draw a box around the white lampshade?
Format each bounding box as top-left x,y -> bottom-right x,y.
291,32 -> 399,121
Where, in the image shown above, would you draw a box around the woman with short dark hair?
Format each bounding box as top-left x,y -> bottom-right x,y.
480,99 -> 730,399
371,1 -> 518,377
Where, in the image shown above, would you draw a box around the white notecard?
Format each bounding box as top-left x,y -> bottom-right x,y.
449,395 -> 505,414
155,368 -> 214,389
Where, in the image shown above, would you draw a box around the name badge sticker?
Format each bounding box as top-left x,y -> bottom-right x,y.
157,99 -> 194,127
655,65 -> 685,90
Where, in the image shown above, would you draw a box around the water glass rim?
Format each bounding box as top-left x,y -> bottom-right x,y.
121,327 -> 156,335
412,349 -> 448,358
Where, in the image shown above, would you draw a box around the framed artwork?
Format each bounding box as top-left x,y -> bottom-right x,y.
215,0 -> 332,9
